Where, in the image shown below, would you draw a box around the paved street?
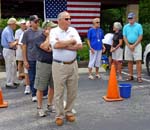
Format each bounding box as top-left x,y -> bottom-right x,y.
0,65 -> 150,130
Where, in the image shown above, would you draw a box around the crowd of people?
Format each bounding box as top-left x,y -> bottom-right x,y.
0,11 -> 143,126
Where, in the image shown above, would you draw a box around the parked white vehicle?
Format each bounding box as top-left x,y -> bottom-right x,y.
143,43 -> 150,76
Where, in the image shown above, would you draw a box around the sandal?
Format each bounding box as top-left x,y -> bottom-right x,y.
137,77 -> 143,83
126,76 -> 134,81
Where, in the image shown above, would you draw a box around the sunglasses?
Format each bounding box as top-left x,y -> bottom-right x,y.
128,18 -> 133,20
64,18 -> 71,21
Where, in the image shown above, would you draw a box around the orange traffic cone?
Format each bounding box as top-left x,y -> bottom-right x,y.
0,88 -> 8,108
103,64 -> 123,101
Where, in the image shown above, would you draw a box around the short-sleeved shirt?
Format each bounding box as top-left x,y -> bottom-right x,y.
15,28 -> 24,40
50,26 -> 82,62
1,26 -> 15,49
34,33 -> 53,64
87,27 -> 104,50
123,22 -> 143,44
113,30 -> 123,48
21,28 -> 42,61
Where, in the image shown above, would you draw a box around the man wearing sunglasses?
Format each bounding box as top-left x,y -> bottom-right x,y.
22,15 -> 42,102
123,12 -> 143,83
50,11 -> 82,126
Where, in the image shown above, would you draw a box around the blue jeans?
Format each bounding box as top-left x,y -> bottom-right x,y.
28,61 -> 36,97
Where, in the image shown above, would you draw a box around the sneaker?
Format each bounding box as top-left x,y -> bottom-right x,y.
24,86 -> 30,94
95,74 -> 101,79
32,96 -> 37,102
5,84 -> 17,89
43,95 -> 48,99
37,108 -> 46,117
47,105 -> 56,113
13,82 -> 20,86
88,75 -> 94,80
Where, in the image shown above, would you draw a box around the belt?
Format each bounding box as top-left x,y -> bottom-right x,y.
53,58 -> 76,64
38,60 -> 52,64
4,48 -> 16,50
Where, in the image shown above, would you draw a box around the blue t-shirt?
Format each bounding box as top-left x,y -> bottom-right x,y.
1,26 -> 15,48
123,22 -> 143,44
87,27 -> 104,50
34,33 -> 53,64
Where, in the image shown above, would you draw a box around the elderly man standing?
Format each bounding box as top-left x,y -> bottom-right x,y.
123,12 -> 143,83
50,11 -> 82,126
1,18 -> 19,89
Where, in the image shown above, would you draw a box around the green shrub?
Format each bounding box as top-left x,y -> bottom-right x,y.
142,23 -> 150,51
77,40 -> 89,61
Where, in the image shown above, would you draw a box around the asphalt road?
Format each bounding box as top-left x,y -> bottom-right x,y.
0,66 -> 150,130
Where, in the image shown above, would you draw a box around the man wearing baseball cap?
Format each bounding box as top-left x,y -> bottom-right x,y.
15,19 -> 27,80
21,15 -> 42,102
1,17 -> 19,89
34,21 -> 57,117
123,12 -> 143,83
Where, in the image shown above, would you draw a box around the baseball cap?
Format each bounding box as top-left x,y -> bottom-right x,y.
42,21 -> 57,29
128,12 -> 135,19
7,18 -> 18,24
29,15 -> 39,21
18,19 -> 26,25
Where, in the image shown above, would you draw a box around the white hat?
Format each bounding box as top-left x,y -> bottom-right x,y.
18,19 -> 26,25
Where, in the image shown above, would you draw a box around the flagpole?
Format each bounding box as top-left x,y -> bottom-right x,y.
43,0 -> 46,21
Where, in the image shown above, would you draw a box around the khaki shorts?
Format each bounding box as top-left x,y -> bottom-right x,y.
112,47 -> 123,61
124,43 -> 142,61
34,61 -> 53,91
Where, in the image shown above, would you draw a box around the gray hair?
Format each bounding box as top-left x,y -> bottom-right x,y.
57,11 -> 69,19
113,22 -> 122,30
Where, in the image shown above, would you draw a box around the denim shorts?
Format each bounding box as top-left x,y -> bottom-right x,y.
34,61 -> 54,91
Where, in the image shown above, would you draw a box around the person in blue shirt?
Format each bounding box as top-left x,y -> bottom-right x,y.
123,12 -> 143,83
1,18 -> 19,89
87,18 -> 105,80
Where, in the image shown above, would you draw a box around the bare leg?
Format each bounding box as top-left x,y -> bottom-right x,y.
47,87 -> 54,105
18,61 -> 24,79
95,67 -> 99,75
136,60 -> 142,77
88,67 -> 92,75
117,61 -> 122,79
37,90 -> 43,108
25,73 -> 30,86
128,61 -> 133,77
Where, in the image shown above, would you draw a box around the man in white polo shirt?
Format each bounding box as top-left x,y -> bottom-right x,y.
50,11 -> 82,126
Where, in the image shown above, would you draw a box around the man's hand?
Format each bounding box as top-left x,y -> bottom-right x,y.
24,61 -> 29,69
129,44 -> 135,52
110,47 -> 116,52
90,48 -> 95,54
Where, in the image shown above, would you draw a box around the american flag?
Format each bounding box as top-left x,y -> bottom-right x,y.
44,0 -> 101,36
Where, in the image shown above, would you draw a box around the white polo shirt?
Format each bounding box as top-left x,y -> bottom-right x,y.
50,26 -> 82,62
